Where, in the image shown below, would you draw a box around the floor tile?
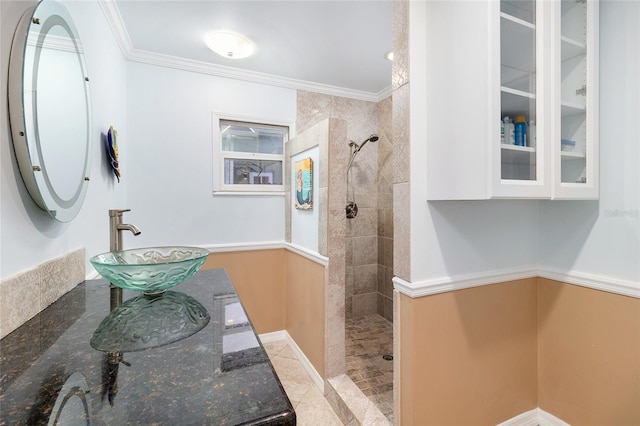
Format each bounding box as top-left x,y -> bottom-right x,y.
345,314 -> 394,423
265,340 -> 344,425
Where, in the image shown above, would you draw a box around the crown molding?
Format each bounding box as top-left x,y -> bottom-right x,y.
97,0 -> 391,103
98,0 -> 133,54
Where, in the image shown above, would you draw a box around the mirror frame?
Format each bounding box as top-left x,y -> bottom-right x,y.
8,1 -> 92,223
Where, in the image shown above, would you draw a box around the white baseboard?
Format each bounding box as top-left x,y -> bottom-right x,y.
258,330 -> 288,343
259,330 -> 325,394
537,408 -> 570,426
498,408 -> 570,426
497,409 -> 539,426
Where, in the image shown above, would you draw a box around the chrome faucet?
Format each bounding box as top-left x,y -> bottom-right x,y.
109,209 -> 141,252
108,209 -> 141,309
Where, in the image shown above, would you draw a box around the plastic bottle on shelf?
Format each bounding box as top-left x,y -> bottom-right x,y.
514,115 -> 526,146
503,116 -> 514,145
528,120 -> 536,148
500,120 -> 505,144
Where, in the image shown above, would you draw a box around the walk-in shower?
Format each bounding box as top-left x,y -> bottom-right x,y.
346,134 -> 379,218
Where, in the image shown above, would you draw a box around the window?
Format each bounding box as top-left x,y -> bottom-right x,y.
214,118 -> 289,193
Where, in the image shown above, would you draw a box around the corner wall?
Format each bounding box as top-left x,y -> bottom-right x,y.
537,278 -> 640,424
285,250 -> 327,379
204,247 -> 328,380
296,90 -> 384,320
376,96 -> 394,322
0,0 -> 128,281
203,249 -> 286,334
399,279 -> 538,425
286,117 -> 349,380
397,278 -> 640,425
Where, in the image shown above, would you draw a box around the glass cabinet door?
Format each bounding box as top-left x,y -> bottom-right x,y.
559,0 -> 588,184
500,0 -> 538,182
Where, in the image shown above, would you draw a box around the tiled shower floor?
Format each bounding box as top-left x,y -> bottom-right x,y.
345,314 -> 394,423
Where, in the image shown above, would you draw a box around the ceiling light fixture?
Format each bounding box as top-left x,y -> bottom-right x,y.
386,51 -> 394,61
205,30 -> 255,59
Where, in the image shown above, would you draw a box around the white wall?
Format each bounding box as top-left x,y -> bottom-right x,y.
538,0 -> 640,284
0,1 -> 127,280
409,1 -> 540,283
1,1 -> 297,281
290,146 -> 320,251
124,63 -> 295,249
409,0 -> 639,289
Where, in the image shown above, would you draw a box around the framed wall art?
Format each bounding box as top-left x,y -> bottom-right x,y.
294,157 -> 313,210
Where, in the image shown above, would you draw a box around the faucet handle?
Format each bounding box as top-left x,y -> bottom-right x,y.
109,209 -> 131,217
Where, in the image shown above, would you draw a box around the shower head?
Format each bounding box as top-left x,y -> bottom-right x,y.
347,134 -> 379,172
350,134 -> 379,154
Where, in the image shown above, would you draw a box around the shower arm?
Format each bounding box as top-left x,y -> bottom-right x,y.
346,134 -> 379,173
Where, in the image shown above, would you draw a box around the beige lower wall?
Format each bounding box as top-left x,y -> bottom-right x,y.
399,278 -> 538,425
399,277 -> 640,425
203,249 -> 286,334
285,250 -> 326,379
538,278 -> 640,424
204,249 -> 327,379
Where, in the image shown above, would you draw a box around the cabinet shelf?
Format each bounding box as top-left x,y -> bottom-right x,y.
561,36 -> 586,61
501,144 -> 535,165
561,150 -> 586,159
501,1 -> 535,24
502,87 -> 536,119
561,101 -> 586,117
501,13 -> 536,74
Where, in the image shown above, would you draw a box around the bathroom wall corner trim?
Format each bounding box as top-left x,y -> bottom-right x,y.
497,408 -> 569,426
538,267 -> 640,299
285,243 -> 329,266
393,266 -> 640,299
392,266 -> 538,298
259,330 -> 325,393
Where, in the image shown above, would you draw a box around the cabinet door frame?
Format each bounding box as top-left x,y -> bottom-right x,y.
551,0 -> 599,200
491,0 -> 552,199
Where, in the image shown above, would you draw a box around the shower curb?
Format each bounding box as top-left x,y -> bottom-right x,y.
325,374 -> 390,426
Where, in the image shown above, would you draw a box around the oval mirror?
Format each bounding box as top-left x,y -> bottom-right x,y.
8,0 -> 92,223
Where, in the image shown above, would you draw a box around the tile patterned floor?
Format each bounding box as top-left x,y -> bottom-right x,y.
262,340 -> 344,425
345,314 -> 394,423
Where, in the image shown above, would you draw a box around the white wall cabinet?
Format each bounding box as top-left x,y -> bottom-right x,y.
425,0 -> 598,200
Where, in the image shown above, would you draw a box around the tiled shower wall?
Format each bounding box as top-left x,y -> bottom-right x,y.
296,91 -> 394,322
376,97 -> 393,322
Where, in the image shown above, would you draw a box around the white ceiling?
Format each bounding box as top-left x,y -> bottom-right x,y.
111,1 -> 393,100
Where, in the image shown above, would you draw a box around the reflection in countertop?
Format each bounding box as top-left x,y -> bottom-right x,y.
0,269 -> 295,425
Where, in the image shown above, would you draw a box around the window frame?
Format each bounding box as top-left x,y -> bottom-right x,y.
212,113 -> 293,195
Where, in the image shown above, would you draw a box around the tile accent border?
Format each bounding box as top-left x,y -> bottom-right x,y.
0,248 -> 85,339
392,266 -> 640,299
325,374 -> 390,426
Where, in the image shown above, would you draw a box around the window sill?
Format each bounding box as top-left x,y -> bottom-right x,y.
212,191 -> 286,197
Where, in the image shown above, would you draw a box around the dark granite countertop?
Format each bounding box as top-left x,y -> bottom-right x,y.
0,269 -> 295,425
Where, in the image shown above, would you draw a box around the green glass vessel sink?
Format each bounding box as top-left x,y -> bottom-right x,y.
90,246 -> 210,294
